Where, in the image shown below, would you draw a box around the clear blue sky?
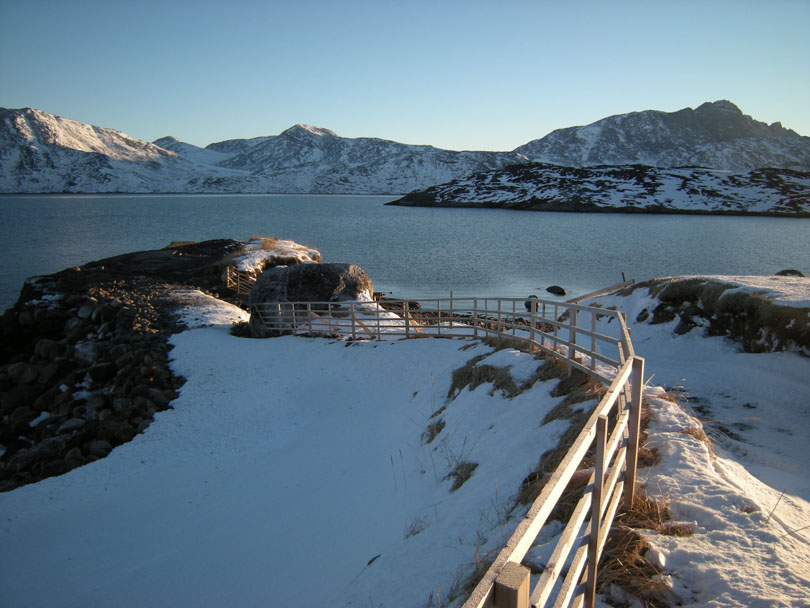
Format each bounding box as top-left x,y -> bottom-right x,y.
1,0 -> 808,150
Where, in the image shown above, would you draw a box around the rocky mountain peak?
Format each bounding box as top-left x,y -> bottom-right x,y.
697,100 -> 741,114
280,124 -> 339,139
514,100 -> 807,169
153,136 -> 181,146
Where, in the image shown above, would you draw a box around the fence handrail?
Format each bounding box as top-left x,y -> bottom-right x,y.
250,296 -> 632,381
225,266 -> 256,295
247,293 -> 643,608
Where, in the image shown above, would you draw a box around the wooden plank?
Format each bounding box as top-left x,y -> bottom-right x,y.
403,309 -> 423,335
586,416 -> 608,608
494,562 -> 530,608
354,318 -> 376,338
566,280 -> 635,304
531,471 -> 594,608
464,360 -> 634,608
624,356 -> 645,507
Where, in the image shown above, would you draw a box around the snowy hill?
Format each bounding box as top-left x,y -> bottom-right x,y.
516,101 -> 810,171
0,108 -> 240,193
0,109 -> 524,194
388,163 -> 810,216
200,123 -> 526,194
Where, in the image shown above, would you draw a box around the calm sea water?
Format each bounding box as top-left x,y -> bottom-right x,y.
2,194 -> 809,311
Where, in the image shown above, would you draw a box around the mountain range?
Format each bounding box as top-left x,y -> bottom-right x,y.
1,101 -> 809,195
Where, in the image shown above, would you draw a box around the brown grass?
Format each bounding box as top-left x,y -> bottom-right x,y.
422,419 -> 446,444
444,462 -> 478,492
597,528 -> 670,607
597,488 -> 693,606
680,426 -> 716,459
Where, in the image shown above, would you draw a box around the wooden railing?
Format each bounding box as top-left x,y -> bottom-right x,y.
225,266 -> 256,296
250,295 -> 644,607
465,356 -> 644,608
250,296 -> 633,385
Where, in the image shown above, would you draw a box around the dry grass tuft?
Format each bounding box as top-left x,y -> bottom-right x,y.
680,426 -> 716,459
619,493 -> 671,530
229,320 -> 252,338
597,528 -> 673,607
435,548 -> 497,607
447,355 -> 522,399
444,462 -> 478,493
548,469 -> 592,523
597,489 -> 692,606
421,419 -> 446,444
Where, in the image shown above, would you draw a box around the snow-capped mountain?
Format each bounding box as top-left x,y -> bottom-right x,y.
516,101 -> 810,171
0,109 -> 524,194
388,163 -> 810,216
2,101 -> 809,194
0,108 -> 243,193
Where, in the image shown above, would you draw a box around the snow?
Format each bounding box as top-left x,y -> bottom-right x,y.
418,164 -> 810,215
667,274 -> 810,308
232,237 -> 321,274
1,277 -> 808,607
583,278 -> 810,606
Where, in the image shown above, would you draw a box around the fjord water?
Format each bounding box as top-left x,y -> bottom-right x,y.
2,194 -> 809,311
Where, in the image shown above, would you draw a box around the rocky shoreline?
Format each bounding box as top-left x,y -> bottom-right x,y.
0,240 -> 241,492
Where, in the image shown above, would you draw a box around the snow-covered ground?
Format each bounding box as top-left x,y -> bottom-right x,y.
1,278 -> 808,607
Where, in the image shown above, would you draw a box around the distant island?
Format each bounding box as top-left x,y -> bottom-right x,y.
387,163 -> 810,217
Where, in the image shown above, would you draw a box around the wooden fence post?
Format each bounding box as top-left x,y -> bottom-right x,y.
587,415 -> 608,608
473,299 -> 478,339
404,301 -> 409,338
307,303 -> 312,334
624,356 -> 645,509
450,291 -> 454,329
553,304 -> 559,352
590,310 -> 597,370
569,308 -> 578,364
494,562 -> 530,608
351,303 -> 356,340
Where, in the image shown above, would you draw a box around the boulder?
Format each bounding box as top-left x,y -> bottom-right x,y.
546,285 -> 567,296
775,269 -> 805,277
248,263 -> 374,338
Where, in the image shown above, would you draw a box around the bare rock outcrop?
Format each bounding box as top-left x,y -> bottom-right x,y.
248,263 -> 373,338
